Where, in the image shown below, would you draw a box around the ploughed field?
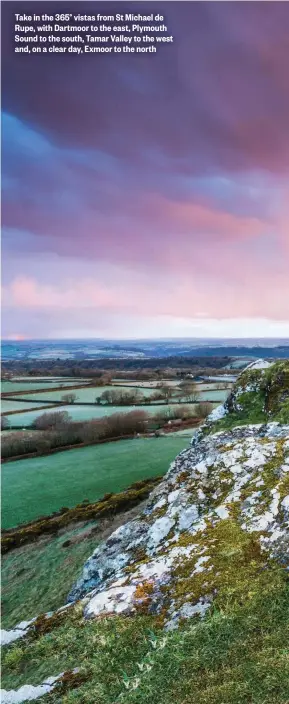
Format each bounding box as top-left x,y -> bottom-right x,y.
2,435 -> 188,529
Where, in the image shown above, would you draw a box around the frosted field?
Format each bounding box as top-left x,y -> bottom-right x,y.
1,379 -> 90,394
11,376 -> 91,381
6,401 -> 213,428
9,385 -> 228,407
13,385 -> 156,404
112,379 -> 181,388
1,399 -> 58,414
197,389 -> 229,401
113,380 -> 231,392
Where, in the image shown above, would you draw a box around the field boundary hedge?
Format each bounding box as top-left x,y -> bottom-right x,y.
1,433 -> 140,462
1,382 -> 100,397
1,403 -> 62,416
4,398 -> 220,408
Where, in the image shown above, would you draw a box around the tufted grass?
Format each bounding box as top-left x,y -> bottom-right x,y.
1,524 -> 100,629
2,563 -> 289,703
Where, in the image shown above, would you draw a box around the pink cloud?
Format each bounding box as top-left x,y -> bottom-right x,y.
3,268 -> 289,322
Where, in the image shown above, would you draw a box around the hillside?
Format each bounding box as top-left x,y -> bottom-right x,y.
2,360 -> 289,704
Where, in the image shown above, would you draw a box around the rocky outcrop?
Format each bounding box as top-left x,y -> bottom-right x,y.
67,362 -> 289,630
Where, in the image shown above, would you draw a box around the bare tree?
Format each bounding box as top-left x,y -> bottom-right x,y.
32,411 -> 71,430
157,383 -> 173,404
61,393 -> 77,404
177,381 -> 199,403
1,415 -> 10,430
197,402 -> 213,419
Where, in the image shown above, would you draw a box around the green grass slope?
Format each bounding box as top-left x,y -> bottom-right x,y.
2,436 -> 187,529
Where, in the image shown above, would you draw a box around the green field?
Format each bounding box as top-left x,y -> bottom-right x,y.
7,401 -> 204,428
2,435 -> 188,529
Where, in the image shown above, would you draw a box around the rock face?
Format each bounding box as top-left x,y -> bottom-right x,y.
68,361 -> 289,630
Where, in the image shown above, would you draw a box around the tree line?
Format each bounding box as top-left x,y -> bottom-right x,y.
1,400 -> 213,459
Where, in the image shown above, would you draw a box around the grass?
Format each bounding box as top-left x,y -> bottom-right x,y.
2,562 -> 288,703
1,436 -> 188,529
1,523 -> 100,628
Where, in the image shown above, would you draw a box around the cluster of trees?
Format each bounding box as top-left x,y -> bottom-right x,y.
2,356 -> 231,377
97,381 -> 200,405
61,393 -> 78,404
1,410 -> 149,459
97,388 -> 145,405
176,381 -> 199,402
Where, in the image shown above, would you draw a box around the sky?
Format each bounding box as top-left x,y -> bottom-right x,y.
1,1 -> 289,340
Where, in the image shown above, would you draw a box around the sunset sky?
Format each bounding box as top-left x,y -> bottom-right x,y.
2,1 -> 289,339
